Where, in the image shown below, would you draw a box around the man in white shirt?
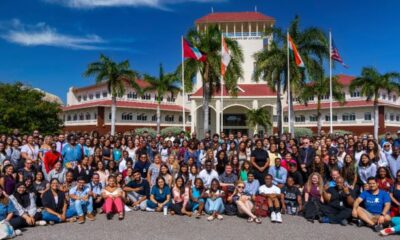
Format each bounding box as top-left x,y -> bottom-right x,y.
258,174 -> 283,223
198,160 -> 219,189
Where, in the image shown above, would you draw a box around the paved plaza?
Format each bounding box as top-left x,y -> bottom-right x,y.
17,211 -> 396,240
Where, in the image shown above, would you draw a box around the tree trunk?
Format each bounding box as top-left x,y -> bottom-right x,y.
289,93 -> 295,138
276,78 -> 282,136
111,96 -> 116,136
374,100 -> 379,140
156,103 -> 161,134
317,97 -> 322,136
203,81 -> 210,135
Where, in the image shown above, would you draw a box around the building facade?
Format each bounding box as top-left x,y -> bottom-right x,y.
62,80 -> 190,134
62,11 -> 400,136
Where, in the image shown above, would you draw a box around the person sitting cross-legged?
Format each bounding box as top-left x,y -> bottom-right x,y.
352,177 -> 391,232
258,174 -> 282,223
69,177 -> 96,224
42,178 -> 76,224
123,169 -> 150,211
320,176 -> 355,226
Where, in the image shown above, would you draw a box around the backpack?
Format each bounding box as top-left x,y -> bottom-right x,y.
0,221 -> 15,239
254,195 -> 269,218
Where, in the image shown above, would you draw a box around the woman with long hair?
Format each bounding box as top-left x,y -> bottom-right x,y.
376,166 -> 394,192
237,142 -> 248,166
146,176 -> 171,212
0,185 -> 24,231
358,153 -> 377,186
147,154 -> 162,187
366,140 -> 387,167
239,161 -> 252,182
170,176 -> 192,216
96,161 -> 110,187
341,154 -> 358,189
159,164 -> 173,188
0,164 -> 16,196
303,172 -> 324,222
204,179 -> 225,221
308,155 -> 329,182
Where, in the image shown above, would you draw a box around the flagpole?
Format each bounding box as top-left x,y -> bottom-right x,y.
287,31 -> 291,135
181,36 -> 186,132
220,34 -> 224,135
329,31 -> 333,134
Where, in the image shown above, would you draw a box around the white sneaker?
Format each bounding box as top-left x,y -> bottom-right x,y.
276,212 -> 282,223
270,212 -> 277,222
217,214 -> 223,220
145,207 -> 155,212
36,220 -> 47,226
207,215 -> 215,221
14,229 -> 22,236
124,205 -> 132,212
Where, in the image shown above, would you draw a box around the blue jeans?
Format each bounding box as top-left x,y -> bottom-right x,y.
69,198 -> 94,216
205,198 -> 224,214
392,217 -> 400,233
41,208 -> 76,223
147,200 -> 171,209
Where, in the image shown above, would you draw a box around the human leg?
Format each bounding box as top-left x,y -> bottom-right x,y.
41,211 -> 61,223
356,207 -> 375,226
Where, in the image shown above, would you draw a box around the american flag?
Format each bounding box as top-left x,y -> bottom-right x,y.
331,40 -> 348,68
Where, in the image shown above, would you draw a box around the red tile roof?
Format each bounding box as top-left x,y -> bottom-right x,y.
73,79 -> 150,93
337,74 -> 355,86
190,84 -> 276,98
287,100 -> 400,111
195,12 -> 275,24
62,100 -> 189,112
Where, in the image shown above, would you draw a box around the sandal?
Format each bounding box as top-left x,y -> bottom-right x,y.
247,217 -> 254,223
118,214 -> 124,221
255,218 -> 262,224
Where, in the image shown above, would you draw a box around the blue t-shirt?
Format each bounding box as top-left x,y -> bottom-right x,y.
150,185 -> 171,202
360,190 -> 391,215
0,201 -> 15,221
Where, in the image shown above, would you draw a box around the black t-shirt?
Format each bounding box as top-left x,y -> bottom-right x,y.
326,187 -> 355,209
328,146 -> 338,157
288,171 -> 304,186
282,186 -> 301,205
251,148 -> 269,166
126,178 -> 150,198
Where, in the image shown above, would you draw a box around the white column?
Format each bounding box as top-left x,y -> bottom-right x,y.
249,23 -> 252,36
256,23 -> 259,36
241,23 -> 243,36
233,23 -> 236,36
190,100 -> 196,133
225,24 -> 228,34
215,99 -> 221,134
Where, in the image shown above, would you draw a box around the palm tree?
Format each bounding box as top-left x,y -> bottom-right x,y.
254,16 -> 328,137
178,25 -> 244,135
349,67 -> 400,139
254,42 -> 285,136
143,64 -> 181,134
83,54 -> 140,136
246,108 -> 272,136
300,75 -> 345,135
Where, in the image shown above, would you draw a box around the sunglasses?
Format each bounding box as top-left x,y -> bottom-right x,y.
237,186 -> 244,189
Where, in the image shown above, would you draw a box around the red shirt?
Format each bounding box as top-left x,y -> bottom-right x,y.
377,177 -> 394,192
43,151 -> 61,173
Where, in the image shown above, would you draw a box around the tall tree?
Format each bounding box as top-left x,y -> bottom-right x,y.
0,82 -> 63,135
178,25 -> 244,135
246,108 -> 272,136
254,16 -> 328,137
349,67 -> 400,139
143,64 -> 181,134
83,54 -> 140,136
300,75 -> 345,135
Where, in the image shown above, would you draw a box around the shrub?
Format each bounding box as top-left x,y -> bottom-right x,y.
333,129 -> 353,136
283,127 -> 313,138
134,128 -> 157,138
160,127 -> 184,137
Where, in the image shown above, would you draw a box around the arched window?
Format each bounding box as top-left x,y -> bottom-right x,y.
85,112 -> 91,120
73,114 -> 78,121
67,115 -> 71,121
79,113 -> 84,120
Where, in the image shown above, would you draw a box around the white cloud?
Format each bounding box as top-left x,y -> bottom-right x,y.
44,0 -> 224,9
0,19 -> 110,50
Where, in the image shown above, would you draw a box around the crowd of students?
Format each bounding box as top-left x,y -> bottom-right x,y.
0,128 -> 399,237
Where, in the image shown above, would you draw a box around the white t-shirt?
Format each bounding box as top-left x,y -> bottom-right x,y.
21,144 -> 39,161
198,169 -> 219,188
258,184 -> 281,195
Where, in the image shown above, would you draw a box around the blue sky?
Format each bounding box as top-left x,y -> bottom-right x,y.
0,0 -> 399,102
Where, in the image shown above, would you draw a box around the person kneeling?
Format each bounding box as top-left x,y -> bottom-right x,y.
42,178 -> 76,224
352,177 -> 391,232
229,181 -> 261,224
258,174 -> 282,223
69,177 -> 96,224
102,176 -> 124,220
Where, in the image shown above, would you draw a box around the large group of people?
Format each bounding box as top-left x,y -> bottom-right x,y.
0,128 -> 399,237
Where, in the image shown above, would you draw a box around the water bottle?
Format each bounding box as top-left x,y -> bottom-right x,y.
163,206 -> 168,216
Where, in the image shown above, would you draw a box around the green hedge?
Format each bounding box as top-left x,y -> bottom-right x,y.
134,128 -> 157,138
283,127 -> 313,137
160,127 -> 184,137
333,129 -> 353,136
